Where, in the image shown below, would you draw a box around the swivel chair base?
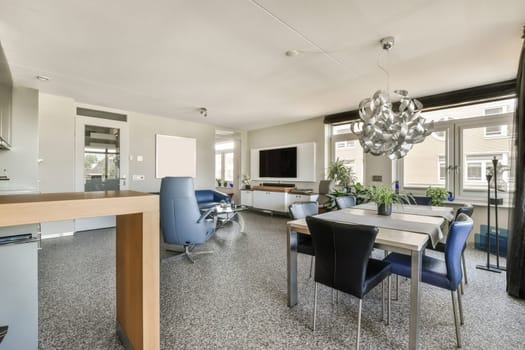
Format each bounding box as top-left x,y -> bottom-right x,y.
166,245 -> 213,263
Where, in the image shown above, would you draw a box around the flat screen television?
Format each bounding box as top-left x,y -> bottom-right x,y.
259,147 -> 297,178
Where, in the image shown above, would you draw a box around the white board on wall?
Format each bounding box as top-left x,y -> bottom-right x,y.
155,134 -> 196,178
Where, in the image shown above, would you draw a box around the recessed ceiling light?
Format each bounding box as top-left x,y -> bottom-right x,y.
36,75 -> 50,81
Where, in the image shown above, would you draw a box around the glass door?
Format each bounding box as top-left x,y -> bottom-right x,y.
75,115 -> 129,232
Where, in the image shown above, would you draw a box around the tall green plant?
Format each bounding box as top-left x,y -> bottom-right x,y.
327,158 -> 355,190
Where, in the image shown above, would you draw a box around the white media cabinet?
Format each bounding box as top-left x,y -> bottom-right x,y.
241,186 -> 318,213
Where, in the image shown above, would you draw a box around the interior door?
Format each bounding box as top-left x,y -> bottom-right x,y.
75,115 -> 129,232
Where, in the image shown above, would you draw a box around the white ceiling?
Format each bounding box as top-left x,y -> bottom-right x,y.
0,0 -> 523,130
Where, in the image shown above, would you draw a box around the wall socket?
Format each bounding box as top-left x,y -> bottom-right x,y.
132,175 -> 145,181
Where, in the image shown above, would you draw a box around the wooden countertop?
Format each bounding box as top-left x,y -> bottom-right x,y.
0,191 -> 159,227
251,186 -> 295,192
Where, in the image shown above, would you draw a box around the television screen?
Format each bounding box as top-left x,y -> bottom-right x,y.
259,147 -> 297,178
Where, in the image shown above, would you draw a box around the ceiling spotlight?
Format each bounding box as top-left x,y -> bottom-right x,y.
36,75 -> 50,81
199,107 -> 208,117
285,50 -> 299,57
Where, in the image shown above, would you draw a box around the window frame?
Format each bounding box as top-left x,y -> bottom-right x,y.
331,126 -> 366,184
398,112 -> 514,201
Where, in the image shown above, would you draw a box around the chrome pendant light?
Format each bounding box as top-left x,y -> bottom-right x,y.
352,37 -> 433,160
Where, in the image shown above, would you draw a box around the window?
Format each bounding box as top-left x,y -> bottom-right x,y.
331,124 -> 364,183
215,141 -> 234,185
466,160 -> 482,181
484,125 -> 508,138
336,140 -> 356,149
403,130 -> 448,188
438,156 -> 446,182
400,98 -> 515,199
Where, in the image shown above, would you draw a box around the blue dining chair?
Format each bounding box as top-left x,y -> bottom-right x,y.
430,206 -> 475,291
384,213 -> 474,348
160,177 -> 216,263
306,216 -> 391,349
335,195 -> 357,209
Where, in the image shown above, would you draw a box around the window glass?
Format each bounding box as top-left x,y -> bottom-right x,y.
334,139 -> 363,183
403,131 -> 447,188
462,124 -> 513,192
215,154 -> 222,180
224,152 -> 234,182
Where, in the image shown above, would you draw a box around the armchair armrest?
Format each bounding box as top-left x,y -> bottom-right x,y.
197,207 -> 216,223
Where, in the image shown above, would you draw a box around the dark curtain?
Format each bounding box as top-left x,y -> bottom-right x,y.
508,27 -> 525,298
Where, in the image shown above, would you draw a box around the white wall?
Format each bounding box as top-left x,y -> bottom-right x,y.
35,92 -> 216,236
247,117 -> 325,189
38,93 -> 76,236
127,111 -> 216,192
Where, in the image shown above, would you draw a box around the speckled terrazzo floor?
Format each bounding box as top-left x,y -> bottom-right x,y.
38,211 -> 525,349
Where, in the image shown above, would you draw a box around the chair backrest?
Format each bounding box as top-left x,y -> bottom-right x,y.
455,206 -> 474,219
306,216 -> 378,299
318,180 -> 334,195
335,195 -> 356,209
445,213 -> 474,289
160,177 -> 211,246
288,201 -> 319,219
411,196 -> 433,206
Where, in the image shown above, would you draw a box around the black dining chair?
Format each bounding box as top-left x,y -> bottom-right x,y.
410,196 -> 433,206
288,202 -> 319,278
384,214 -> 474,348
306,216 -> 391,349
335,195 -> 357,209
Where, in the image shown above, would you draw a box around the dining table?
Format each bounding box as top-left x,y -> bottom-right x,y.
286,206 -> 450,350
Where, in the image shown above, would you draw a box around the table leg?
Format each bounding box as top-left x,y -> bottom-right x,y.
116,212 -> 160,350
287,226 -> 298,307
409,249 -> 423,350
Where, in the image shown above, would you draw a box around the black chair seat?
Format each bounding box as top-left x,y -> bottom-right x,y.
297,233 -> 314,256
362,259 -> 391,298
427,241 -> 446,252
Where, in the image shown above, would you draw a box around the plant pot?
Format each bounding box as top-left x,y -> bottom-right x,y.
377,203 -> 392,216
245,185 -> 251,190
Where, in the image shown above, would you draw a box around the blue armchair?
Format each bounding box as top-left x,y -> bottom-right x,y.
160,177 -> 216,263
195,189 -> 231,209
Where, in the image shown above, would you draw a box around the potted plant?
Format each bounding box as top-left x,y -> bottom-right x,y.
242,174 -> 252,189
368,184 -> 412,216
327,158 -> 355,191
425,186 -> 449,206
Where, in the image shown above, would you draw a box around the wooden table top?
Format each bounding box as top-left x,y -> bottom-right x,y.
0,191 -> 159,227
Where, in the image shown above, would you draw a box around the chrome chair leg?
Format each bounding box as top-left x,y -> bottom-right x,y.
394,275 -> 399,301
460,279 -> 464,295
381,280 -> 384,321
451,291 -> 462,348
462,253 -> 468,285
165,245 -> 213,263
387,275 -> 391,326
312,282 -> 318,331
309,256 -> 314,279
457,289 -> 464,325
356,299 -> 363,350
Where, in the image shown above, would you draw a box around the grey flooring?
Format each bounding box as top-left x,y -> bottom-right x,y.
39,211 -> 525,349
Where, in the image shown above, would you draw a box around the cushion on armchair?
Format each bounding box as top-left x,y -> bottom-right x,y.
195,189 -> 231,209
